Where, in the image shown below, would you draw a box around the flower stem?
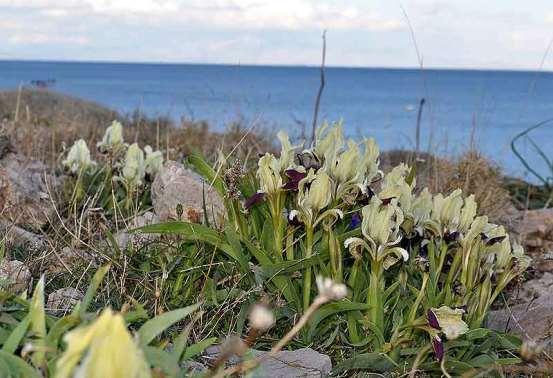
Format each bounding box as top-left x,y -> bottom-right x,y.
303,225 -> 314,312
367,258 -> 384,349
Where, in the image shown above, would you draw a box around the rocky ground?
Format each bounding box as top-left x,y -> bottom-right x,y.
1,90 -> 552,375
1,145 -> 552,375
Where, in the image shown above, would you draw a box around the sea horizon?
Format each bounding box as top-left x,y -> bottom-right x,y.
1,58 -> 550,75
1,59 -> 552,183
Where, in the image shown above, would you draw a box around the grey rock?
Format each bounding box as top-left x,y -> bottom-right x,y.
46,287 -> 83,316
180,360 -> 207,375
487,275 -> 553,348
114,211 -> 159,249
151,161 -> 225,225
516,208 -> 553,239
203,346 -> 332,377
0,220 -> 47,251
0,153 -> 59,230
46,247 -> 92,274
0,260 -> 31,293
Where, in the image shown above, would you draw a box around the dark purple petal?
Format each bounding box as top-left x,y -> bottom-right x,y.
381,197 -> 395,205
357,187 -> 375,206
427,309 -> 440,330
285,169 -> 306,181
283,169 -> 307,191
296,152 -> 321,171
288,212 -> 303,227
244,192 -> 266,210
444,231 -> 460,242
349,213 -> 361,230
486,235 -> 507,246
432,336 -> 444,361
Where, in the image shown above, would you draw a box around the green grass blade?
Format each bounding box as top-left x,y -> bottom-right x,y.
136,222 -> 249,271
332,352 -> 398,375
0,351 -> 41,378
187,154 -> 225,196
29,276 -> 46,367
142,346 -> 179,377
182,337 -> 217,360
307,301 -> 369,341
170,311 -> 203,363
1,315 -> 30,353
79,264 -> 110,317
138,303 -> 201,346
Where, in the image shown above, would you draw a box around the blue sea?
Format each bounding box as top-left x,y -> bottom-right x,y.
1,60 -> 552,182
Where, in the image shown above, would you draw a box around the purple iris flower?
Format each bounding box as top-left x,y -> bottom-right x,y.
349,213 -> 361,229
432,336 -> 444,361
282,169 -> 307,191
244,192 -> 266,210
427,309 -> 440,330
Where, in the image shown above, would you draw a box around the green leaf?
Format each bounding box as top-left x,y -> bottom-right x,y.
171,311 -> 203,363
259,256 -> 322,279
29,276 -> 46,367
0,350 -> 41,378
307,302 -> 369,341
242,239 -> 301,310
495,332 -> 522,349
138,303 -> 201,346
183,337 -> 217,360
80,264 -> 110,317
332,352 -> 397,374
136,222 -> 249,272
465,328 -> 490,340
143,346 -> 179,377
468,354 -> 497,368
45,315 -> 80,351
187,154 -> 225,197
2,315 -> 30,353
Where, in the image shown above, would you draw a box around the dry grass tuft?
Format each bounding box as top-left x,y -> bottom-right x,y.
381,149 -> 515,225
1,89 -> 274,166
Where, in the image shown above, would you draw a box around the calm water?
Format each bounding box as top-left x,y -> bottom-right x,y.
1,60 -> 552,181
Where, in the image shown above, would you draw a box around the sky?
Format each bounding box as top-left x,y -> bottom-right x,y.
0,0 -> 553,70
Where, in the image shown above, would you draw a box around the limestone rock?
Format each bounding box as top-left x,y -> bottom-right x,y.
114,211 -> 159,249
0,220 -> 47,251
46,287 -> 83,315
46,247 -> 92,274
151,161 -> 225,224
487,274 -> 553,349
0,260 -> 31,293
202,346 -> 332,377
0,153 -> 58,230
518,209 -> 553,239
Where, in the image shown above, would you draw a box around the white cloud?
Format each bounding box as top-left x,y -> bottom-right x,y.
0,0 -> 551,69
0,0 -> 402,31
7,33 -> 89,45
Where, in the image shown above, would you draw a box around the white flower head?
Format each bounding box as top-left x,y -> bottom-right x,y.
288,209 -> 299,221
97,120 -> 124,151
144,145 -> 163,176
277,130 -> 298,171
257,153 -> 282,194
430,306 -> 469,340
248,304 -> 275,332
62,139 -> 95,173
316,276 -> 347,301
122,143 -> 145,188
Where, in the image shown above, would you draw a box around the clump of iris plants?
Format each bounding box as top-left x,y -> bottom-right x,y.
62,120 -> 163,213
142,121 -> 531,375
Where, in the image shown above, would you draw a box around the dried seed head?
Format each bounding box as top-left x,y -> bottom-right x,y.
520,340 -> 543,362
316,276 -> 348,301
224,160 -> 245,200
248,304 -> 275,332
